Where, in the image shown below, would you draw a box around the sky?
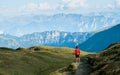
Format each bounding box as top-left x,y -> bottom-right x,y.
0,0 -> 120,15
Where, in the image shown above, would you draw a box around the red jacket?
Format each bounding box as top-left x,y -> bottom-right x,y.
75,48 -> 80,55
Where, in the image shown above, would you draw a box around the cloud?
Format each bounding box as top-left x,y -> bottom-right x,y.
38,3 -> 58,10
17,3 -> 60,15
0,31 -> 3,34
101,4 -> 115,10
116,0 -> 120,7
23,3 -> 59,11
106,4 -> 115,9
0,0 -> 119,16
62,0 -> 88,9
19,0 -> 88,15
25,3 -> 37,10
0,7 -> 19,16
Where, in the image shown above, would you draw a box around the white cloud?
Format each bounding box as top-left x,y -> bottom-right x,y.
18,3 -> 38,13
106,4 -> 115,9
19,1 -> 87,14
23,3 -> 58,11
17,3 -> 60,15
39,3 -> 51,10
116,0 -> 120,7
1,0 -> 119,16
0,7 -> 19,16
117,0 -> 120,5
38,3 -> 58,10
26,3 -> 38,10
0,31 -> 3,34
62,0 -> 88,9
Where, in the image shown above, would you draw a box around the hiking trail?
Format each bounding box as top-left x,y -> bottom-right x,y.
75,59 -> 91,75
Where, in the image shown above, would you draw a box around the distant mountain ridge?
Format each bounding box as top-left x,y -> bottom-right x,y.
0,31 -> 94,48
79,24 -> 120,52
0,12 -> 120,36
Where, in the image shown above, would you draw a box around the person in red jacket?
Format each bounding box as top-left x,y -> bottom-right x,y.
75,46 -> 80,63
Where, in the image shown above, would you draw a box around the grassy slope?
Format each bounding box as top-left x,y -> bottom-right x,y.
89,42 -> 120,75
0,46 -> 90,75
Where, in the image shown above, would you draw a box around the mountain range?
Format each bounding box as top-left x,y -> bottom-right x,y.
79,24 -> 120,52
0,24 -> 120,51
0,31 -> 94,48
0,12 -> 120,36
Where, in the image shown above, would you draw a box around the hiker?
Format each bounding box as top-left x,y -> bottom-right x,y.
75,46 -> 80,63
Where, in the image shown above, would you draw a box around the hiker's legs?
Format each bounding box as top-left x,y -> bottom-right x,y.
76,58 -> 80,63
75,55 -> 80,63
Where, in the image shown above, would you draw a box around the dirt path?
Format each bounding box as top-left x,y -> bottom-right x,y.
75,60 -> 91,75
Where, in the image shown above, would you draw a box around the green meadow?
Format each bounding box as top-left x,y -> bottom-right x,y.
0,46 -> 90,75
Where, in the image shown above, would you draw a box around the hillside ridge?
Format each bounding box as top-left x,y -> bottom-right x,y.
88,42 -> 120,75
79,24 -> 120,52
